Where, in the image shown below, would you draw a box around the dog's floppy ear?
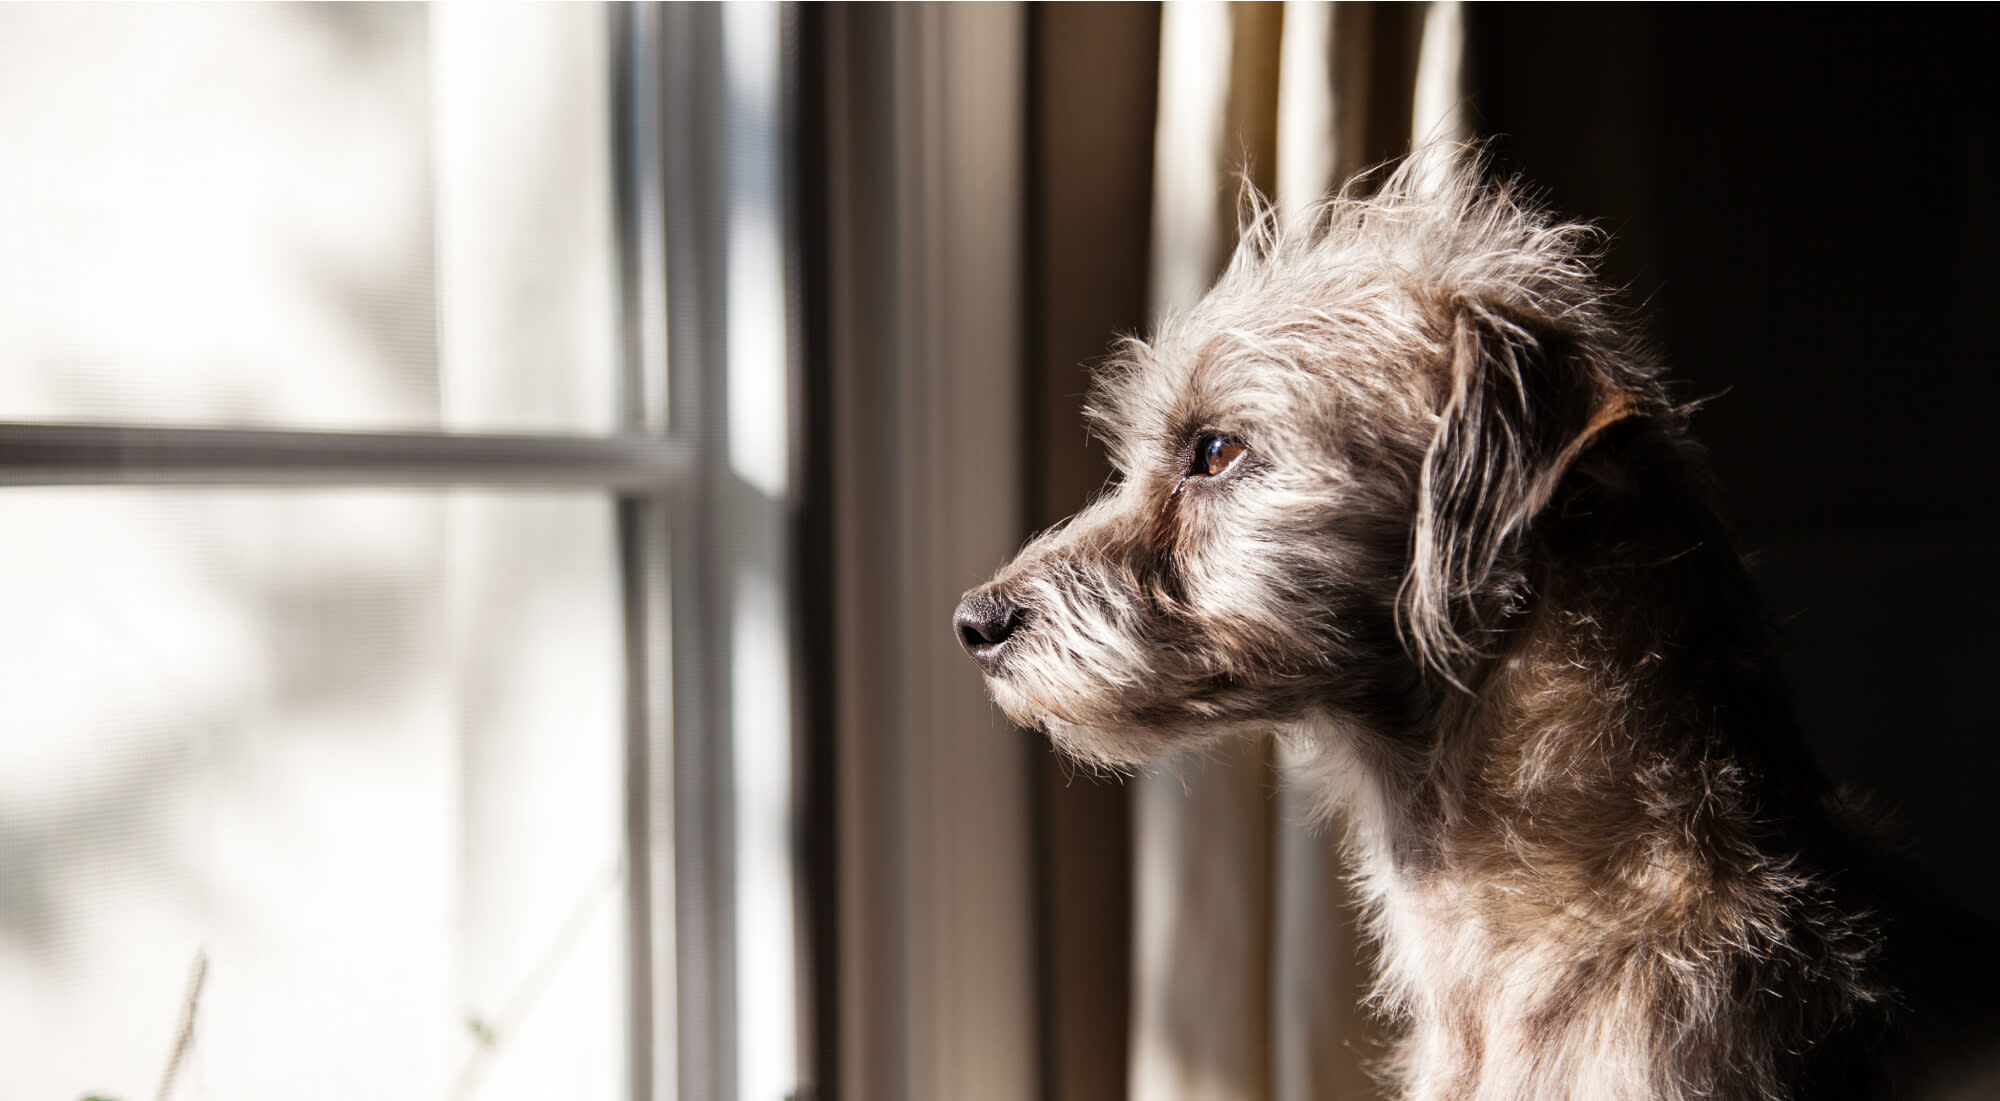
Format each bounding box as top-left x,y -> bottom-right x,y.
1400,302 -> 1636,679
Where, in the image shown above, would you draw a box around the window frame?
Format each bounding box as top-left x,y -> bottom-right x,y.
0,5 -> 789,1100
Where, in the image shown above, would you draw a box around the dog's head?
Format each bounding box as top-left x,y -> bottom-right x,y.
956,159 -> 1664,767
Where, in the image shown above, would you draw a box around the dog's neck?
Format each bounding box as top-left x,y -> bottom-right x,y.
1324,439 -> 1883,1100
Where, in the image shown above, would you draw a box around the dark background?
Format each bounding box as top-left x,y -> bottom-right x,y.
1473,5 -> 2000,919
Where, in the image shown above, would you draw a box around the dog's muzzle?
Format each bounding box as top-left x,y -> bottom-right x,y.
954,588 -> 1025,671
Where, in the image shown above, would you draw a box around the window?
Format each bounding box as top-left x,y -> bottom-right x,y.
0,6 -> 797,1100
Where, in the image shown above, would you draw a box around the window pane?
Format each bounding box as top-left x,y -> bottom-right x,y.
0,488 -> 631,1101
0,5 -> 619,435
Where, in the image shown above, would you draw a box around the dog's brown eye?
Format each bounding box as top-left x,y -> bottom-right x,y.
1194,435 -> 1247,477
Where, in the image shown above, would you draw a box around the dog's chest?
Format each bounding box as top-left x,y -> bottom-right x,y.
1368,873 -> 1662,1101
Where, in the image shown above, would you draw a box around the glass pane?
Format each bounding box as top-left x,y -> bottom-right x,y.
0,5 -> 619,435
0,488 -> 631,1101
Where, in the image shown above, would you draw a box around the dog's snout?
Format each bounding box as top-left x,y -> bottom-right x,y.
955,590 -> 1025,667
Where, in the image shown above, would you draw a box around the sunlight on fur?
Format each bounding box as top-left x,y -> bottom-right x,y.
955,151 -> 1926,1100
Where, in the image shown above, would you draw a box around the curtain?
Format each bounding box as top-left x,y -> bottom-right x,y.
1129,5 -> 1466,1099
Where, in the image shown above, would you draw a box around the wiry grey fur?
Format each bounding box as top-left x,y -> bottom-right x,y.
956,154 -> 1905,1099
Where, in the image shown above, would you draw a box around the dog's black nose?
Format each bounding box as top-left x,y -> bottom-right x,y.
955,590 -> 1024,667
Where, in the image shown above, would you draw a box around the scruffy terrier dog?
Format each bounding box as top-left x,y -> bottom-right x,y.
953,157 -> 1936,1099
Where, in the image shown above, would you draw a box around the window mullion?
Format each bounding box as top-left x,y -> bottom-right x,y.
0,423 -> 688,490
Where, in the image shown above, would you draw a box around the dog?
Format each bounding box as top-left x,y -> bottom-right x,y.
952,155 -> 1962,1099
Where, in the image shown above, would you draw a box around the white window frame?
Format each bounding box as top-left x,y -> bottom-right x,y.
0,6 -> 806,1100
